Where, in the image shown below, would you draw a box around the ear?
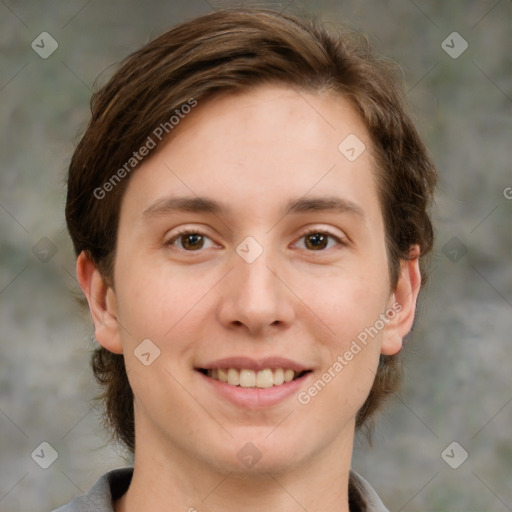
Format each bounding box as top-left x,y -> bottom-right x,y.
381,245 -> 422,356
76,251 -> 123,354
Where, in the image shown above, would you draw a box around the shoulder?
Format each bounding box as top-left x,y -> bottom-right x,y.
349,470 -> 389,512
51,467 -> 133,512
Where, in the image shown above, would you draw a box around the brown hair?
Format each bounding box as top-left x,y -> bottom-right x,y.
66,7 -> 436,452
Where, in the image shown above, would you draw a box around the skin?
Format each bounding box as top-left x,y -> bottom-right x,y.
77,84 -> 421,512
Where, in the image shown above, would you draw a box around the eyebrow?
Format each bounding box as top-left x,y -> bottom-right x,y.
285,196 -> 365,218
142,196 -> 225,218
141,195 -> 365,220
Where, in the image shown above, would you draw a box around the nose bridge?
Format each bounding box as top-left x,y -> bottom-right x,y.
217,238 -> 294,333
237,249 -> 276,301
235,240 -> 280,306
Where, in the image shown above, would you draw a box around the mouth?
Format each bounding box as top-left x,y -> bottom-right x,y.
195,356 -> 313,407
196,367 -> 311,389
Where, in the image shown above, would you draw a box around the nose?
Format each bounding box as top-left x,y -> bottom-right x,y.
216,244 -> 295,337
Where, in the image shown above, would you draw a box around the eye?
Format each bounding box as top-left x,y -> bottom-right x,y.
295,230 -> 345,251
166,230 -> 217,251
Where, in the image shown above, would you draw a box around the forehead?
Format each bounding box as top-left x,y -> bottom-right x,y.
119,84 -> 382,227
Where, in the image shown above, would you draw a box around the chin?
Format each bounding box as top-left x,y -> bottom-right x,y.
213,431 -> 309,476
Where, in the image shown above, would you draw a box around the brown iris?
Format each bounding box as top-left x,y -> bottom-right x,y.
304,233 -> 328,250
181,233 -> 204,250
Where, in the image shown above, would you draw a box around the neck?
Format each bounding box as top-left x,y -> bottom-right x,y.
115,430 -> 354,512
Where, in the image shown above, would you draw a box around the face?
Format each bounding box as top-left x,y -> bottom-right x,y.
80,84 -> 420,476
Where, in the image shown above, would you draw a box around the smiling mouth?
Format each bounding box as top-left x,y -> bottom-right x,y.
197,368 -> 311,389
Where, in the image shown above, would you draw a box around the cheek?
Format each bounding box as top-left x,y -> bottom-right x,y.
297,267 -> 390,346
113,257 -> 221,349
294,265 -> 390,408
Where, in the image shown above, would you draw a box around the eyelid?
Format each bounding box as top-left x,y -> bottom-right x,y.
293,225 -> 348,248
165,226 -> 221,250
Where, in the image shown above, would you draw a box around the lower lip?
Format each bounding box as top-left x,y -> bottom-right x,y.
198,371 -> 311,408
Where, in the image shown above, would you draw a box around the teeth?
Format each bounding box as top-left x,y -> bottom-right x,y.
227,368 -> 240,386
273,368 -> 284,386
240,369 -> 256,387
256,369 -> 274,388
207,368 -> 301,388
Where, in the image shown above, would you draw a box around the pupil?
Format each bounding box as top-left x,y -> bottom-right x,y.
306,233 -> 327,250
183,234 -> 203,250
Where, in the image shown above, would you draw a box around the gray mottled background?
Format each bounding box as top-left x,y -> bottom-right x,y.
1,1 -> 511,511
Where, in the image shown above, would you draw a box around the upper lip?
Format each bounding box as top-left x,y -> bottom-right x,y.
197,356 -> 310,372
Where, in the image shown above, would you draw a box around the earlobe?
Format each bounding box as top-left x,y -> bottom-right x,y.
381,245 -> 422,356
76,251 -> 123,354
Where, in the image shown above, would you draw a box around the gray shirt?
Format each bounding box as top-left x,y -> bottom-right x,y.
52,467 -> 389,512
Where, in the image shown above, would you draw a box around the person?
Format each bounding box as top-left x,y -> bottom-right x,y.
56,7 -> 437,512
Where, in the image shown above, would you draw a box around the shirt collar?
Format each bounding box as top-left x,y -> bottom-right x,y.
54,466 -> 389,512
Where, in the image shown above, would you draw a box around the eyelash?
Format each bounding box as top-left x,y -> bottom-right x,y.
166,228 -> 346,252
